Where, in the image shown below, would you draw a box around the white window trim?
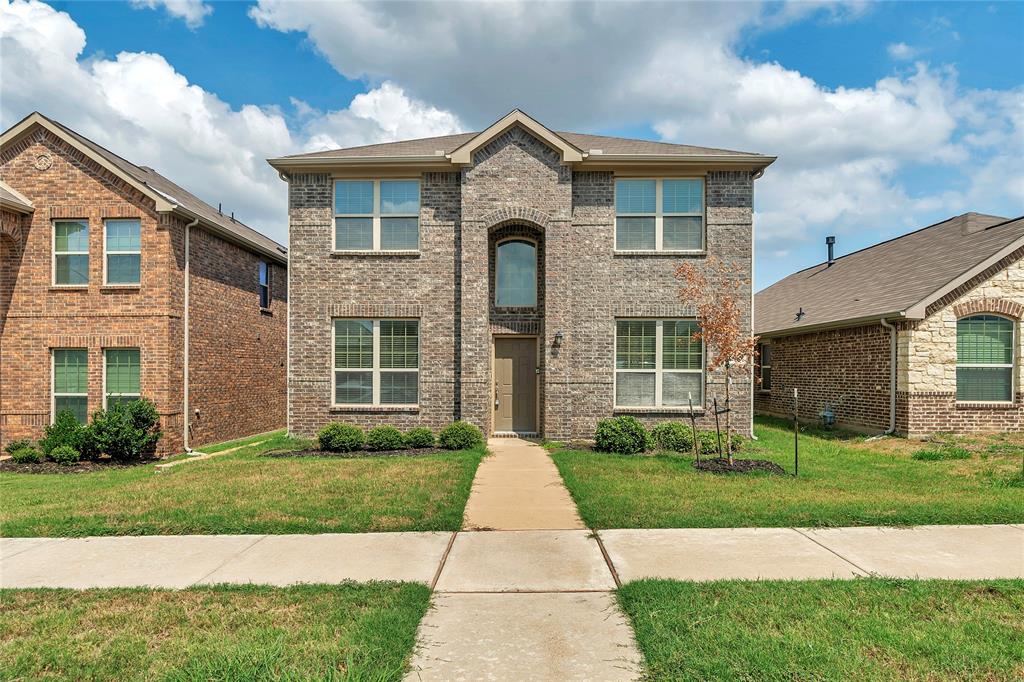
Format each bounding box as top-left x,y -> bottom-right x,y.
259,260 -> 271,309
52,349 -> 87,424
614,319 -> 705,409
333,179 -> 420,252
955,314 -> 1016,404
102,219 -> 141,286
614,178 -> 705,253
103,348 -> 141,409
52,219 -> 89,287
331,319 -> 420,407
758,342 -> 772,393
494,237 -> 538,308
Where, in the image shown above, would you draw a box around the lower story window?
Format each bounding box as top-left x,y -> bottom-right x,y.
333,319 -> 419,406
758,343 -> 772,392
956,314 -> 1014,402
615,319 -> 703,407
53,349 -> 88,423
105,348 -> 141,408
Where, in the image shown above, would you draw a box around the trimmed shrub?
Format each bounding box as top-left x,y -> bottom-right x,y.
650,422 -> 694,452
10,446 -> 42,464
913,446 -> 971,461
366,426 -> 405,452
696,430 -> 721,456
49,445 -> 81,466
594,416 -> 652,455
4,439 -> 33,455
404,427 -> 436,449
318,422 -> 365,452
41,410 -> 97,459
438,421 -> 484,450
90,399 -> 162,461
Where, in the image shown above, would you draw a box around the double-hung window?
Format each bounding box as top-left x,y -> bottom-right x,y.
615,178 -> 704,251
615,320 -> 703,407
333,319 -> 419,406
956,315 -> 1014,402
258,260 -> 271,308
758,343 -> 772,392
54,220 -> 89,285
334,180 -> 420,251
53,349 -> 88,424
104,219 -> 141,285
105,348 -> 141,408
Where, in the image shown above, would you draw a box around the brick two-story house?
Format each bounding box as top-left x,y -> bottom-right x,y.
0,112 -> 287,454
270,110 -> 773,440
755,212 -> 1024,437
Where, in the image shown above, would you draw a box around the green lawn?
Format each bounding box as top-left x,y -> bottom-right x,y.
550,417 -> 1024,528
0,582 -> 430,681
618,578 -> 1024,681
0,432 -> 485,537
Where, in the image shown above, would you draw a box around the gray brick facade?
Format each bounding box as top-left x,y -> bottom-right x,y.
286,124 -> 758,440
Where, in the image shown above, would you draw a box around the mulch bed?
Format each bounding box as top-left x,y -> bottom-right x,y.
0,458 -> 159,474
693,457 -> 788,475
262,447 -> 452,459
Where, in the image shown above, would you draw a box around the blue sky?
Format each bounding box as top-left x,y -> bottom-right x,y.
4,0 -> 1023,288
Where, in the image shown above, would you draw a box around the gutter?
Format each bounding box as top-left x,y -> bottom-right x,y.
183,216 -> 199,453
879,317 -> 898,435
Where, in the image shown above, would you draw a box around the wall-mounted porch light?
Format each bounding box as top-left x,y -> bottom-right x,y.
553,330 -> 564,347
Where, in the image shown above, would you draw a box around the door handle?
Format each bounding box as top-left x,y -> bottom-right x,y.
494,384 -> 500,408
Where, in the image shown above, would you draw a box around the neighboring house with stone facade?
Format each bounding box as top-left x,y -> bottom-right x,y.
270,110 -> 774,440
755,212 -> 1024,437
0,112 -> 288,455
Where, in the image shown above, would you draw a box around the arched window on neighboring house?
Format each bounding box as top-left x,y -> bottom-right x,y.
495,239 -> 537,307
956,314 -> 1015,402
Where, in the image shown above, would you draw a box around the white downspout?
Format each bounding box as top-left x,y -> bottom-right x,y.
183,216 -> 199,453
879,316 -> 897,435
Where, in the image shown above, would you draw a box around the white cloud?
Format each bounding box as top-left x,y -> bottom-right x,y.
129,0 -> 212,29
0,0 -> 463,242
887,42 -> 918,60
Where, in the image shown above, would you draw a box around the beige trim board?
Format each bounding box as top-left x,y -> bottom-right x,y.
448,109 -> 584,165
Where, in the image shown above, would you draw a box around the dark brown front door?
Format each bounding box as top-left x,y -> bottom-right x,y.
493,337 -> 537,433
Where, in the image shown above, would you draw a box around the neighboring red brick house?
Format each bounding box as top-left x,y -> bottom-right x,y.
0,112 -> 287,455
755,213 -> 1024,437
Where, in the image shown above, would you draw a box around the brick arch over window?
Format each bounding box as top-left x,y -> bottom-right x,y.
952,298 -> 1024,320
480,207 -> 552,233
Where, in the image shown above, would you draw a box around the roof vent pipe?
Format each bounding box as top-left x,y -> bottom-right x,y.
826,235 -> 836,266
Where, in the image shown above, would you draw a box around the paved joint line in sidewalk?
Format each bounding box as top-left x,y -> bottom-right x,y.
429,532 -> 458,590
791,527 -> 872,576
594,531 -> 622,588
193,535 -> 268,584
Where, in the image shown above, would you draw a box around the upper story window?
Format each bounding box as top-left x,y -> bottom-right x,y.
333,319 -> 419,406
956,315 -> 1014,402
104,219 -> 141,285
259,260 -> 271,308
53,349 -> 88,424
104,348 -> 141,409
615,319 -> 704,408
615,178 -> 704,252
53,220 -> 89,285
757,343 -> 772,392
495,239 -> 537,307
334,179 -> 420,252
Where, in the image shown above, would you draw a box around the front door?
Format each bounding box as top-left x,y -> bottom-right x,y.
493,337 -> 537,433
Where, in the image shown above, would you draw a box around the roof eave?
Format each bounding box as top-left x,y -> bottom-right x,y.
756,311 -> 910,338
448,109 -> 584,164
0,197 -> 34,214
171,205 -> 287,265
579,154 -> 776,170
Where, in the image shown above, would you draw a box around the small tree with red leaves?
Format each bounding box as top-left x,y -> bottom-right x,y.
676,258 -> 758,464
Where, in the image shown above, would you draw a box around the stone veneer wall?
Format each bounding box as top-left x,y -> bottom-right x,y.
287,123 -> 756,440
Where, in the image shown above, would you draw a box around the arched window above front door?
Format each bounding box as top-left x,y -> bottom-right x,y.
495,239 -> 537,307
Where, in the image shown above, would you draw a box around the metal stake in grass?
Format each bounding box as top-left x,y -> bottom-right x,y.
688,393 -> 700,464
793,387 -> 799,477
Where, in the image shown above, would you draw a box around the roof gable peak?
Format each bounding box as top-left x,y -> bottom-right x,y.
448,109 -> 584,164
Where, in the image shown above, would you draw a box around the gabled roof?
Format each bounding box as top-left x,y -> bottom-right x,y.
755,213 -> 1024,336
0,179 -> 33,214
268,109 -> 775,172
1,112 -> 286,263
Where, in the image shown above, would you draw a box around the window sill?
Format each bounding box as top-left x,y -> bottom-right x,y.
614,406 -> 705,415
329,405 -> 420,413
614,249 -> 706,257
49,285 -> 88,291
954,401 -> 1017,410
101,284 -> 141,291
260,307 -> 273,316
330,250 -> 420,258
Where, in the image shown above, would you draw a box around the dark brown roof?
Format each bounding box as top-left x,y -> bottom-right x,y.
25,113 -> 286,262
280,130 -> 763,160
755,213 -> 1024,335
